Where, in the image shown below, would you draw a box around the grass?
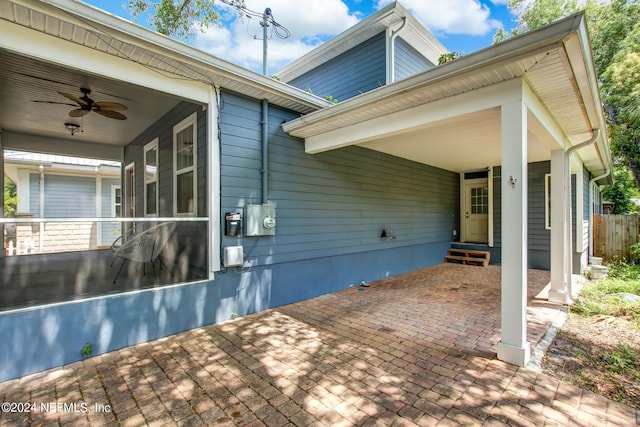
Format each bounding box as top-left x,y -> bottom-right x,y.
543,261 -> 640,408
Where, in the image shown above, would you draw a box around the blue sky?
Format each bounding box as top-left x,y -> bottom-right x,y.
83,0 -> 516,75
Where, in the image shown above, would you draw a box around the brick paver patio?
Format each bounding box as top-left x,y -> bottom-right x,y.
1,264 -> 638,426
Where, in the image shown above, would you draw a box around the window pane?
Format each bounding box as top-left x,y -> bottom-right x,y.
146,182 -> 157,215
471,187 -> 489,214
176,171 -> 194,214
145,147 -> 157,182
176,126 -> 194,170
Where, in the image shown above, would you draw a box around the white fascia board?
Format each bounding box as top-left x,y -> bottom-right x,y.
26,0 -> 329,111
304,79 -> 523,154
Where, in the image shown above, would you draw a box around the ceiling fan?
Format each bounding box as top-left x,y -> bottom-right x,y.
35,87 -> 128,120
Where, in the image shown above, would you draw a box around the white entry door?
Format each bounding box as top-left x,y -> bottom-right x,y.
463,180 -> 489,243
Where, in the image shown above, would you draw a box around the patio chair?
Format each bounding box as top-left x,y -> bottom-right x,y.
111,222 -> 176,283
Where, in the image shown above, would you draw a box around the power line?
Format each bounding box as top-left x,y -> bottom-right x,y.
219,0 -> 290,74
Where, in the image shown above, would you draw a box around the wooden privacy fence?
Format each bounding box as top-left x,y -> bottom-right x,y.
593,214 -> 640,261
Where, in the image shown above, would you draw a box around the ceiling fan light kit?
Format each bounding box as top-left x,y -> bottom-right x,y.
64,122 -> 80,136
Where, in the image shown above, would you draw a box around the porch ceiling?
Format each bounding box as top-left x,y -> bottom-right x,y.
359,108 -> 555,173
283,13 -> 612,181
0,48 -> 181,148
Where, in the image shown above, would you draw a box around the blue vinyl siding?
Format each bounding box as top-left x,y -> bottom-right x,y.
220,90 -> 459,268
44,174 -> 96,217
287,32 -> 386,102
123,101 -> 208,272
394,37 -> 435,81
492,161 -> 551,269
125,102 -> 206,219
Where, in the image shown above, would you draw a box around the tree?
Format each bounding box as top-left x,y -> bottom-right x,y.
494,0 -> 640,198
127,0 -> 228,39
601,167 -> 640,214
4,177 -> 17,217
493,0 -> 579,43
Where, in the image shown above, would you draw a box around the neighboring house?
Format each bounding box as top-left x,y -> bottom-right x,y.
3,150 -> 121,254
0,0 -> 611,381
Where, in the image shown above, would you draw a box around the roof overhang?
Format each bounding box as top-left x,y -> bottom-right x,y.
275,1 -> 448,83
282,12 -> 612,184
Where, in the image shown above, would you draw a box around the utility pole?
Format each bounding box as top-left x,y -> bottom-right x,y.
261,8 -> 272,75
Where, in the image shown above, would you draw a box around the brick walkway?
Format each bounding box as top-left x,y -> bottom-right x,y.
1,264 -> 637,426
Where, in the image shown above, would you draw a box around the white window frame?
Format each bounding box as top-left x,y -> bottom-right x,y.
144,138 -> 159,217
173,112 -> 197,216
545,173 -> 551,230
111,184 -> 122,218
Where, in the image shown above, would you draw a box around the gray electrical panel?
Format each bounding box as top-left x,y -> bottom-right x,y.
245,204 -> 276,236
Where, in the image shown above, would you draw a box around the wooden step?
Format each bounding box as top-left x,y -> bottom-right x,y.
444,249 -> 490,267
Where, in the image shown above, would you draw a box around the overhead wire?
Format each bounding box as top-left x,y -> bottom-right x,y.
219,0 -> 290,40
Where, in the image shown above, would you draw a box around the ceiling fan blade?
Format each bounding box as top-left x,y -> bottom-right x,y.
94,101 -> 128,111
59,91 -> 88,106
69,108 -> 90,117
32,100 -> 78,107
96,109 -> 127,120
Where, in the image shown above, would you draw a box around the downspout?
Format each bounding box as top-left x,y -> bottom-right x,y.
386,17 -> 406,85
261,99 -> 269,204
261,8 -> 270,204
564,128 -> 600,299
588,167 -> 611,256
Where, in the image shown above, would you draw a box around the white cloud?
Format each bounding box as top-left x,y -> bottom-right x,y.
195,0 -> 359,74
376,0 -> 502,36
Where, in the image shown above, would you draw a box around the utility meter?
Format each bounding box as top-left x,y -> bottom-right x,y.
263,215 -> 276,229
245,204 -> 276,236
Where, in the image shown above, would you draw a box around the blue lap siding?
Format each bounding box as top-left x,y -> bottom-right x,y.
216,90 -> 460,308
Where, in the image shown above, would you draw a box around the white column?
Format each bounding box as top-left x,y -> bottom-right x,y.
497,99 -> 530,366
549,149 -> 569,303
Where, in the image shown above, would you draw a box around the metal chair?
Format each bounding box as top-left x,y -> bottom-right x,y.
111,222 -> 176,283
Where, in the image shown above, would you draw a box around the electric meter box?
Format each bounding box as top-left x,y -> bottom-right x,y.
245,204 -> 276,236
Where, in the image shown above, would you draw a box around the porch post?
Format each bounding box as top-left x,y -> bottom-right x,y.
497,99 -> 530,366
549,149 -> 569,303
